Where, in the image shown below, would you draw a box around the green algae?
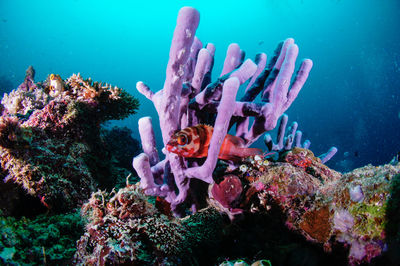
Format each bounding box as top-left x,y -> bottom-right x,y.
349,201 -> 387,239
0,210 -> 84,265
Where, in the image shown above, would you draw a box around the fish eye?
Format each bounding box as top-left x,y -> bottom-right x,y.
177,134 -> 187,145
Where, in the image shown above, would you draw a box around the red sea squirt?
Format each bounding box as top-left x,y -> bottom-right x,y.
211,174 -> 243,209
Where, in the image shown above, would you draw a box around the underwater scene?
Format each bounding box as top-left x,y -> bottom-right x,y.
0,0 -> 400,265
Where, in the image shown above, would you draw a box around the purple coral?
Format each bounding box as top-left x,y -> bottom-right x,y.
133,6 -> 313,216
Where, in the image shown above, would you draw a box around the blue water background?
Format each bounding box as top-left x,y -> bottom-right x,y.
0,0 -> 399,172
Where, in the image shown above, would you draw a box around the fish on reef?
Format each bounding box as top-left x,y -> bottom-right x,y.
48,73 -> 64,97
166,124 -> 263,161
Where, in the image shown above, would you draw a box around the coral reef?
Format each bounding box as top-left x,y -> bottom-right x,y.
0,211 -> 84,265
74,183 -> 226,265
70,7 -> 400,265
125,6 -> 400,264
71,6 -> 400,266
0,67 -> 140,213
133,6 -> 313,216
2,6 -> 398,266
76,158 -> 400,265
208,147 -> 400,265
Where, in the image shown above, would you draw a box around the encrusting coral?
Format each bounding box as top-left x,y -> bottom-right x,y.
207,147 -> 400,265
74,182 -> 226,265
0,66 -> 140,213
76,150 -> 400,265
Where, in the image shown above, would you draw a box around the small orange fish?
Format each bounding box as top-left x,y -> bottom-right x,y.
48,74 -> 64,97
166,124 -> 262,161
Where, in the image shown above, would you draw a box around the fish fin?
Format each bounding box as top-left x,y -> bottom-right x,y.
218,135 -> 258,161
224,134 -> 246,148
218,148 -> 263,161
235,147 -> 263,158
218,153 -> 242,161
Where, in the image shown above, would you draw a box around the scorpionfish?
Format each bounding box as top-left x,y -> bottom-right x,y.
166,124 -> 262,161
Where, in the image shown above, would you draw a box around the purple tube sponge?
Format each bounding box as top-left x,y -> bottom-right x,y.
319,147 -> 338,164
133,7 -> 313,216
264,114 -> 338,163
159,7 -> 200,145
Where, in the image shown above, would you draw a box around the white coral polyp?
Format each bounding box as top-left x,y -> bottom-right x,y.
2,88 -> 49,115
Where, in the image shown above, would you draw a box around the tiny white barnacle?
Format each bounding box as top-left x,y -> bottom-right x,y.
185,29 -> 192,38
172,74 -> 179,83
254,155 -> 262,162
177,48 -> 186,60
143,143 -> 150,150
240,165 -> 248,173
178,65 -> 185,77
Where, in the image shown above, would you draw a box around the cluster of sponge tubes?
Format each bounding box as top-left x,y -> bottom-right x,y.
132,7 -> 315,216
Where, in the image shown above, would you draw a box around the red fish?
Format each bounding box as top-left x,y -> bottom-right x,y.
166,124 -> 262,161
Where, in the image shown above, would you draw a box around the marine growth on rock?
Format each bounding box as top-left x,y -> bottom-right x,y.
0,67 -> 140,214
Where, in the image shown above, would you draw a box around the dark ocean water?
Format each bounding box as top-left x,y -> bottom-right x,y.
0,0 -> 399,172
